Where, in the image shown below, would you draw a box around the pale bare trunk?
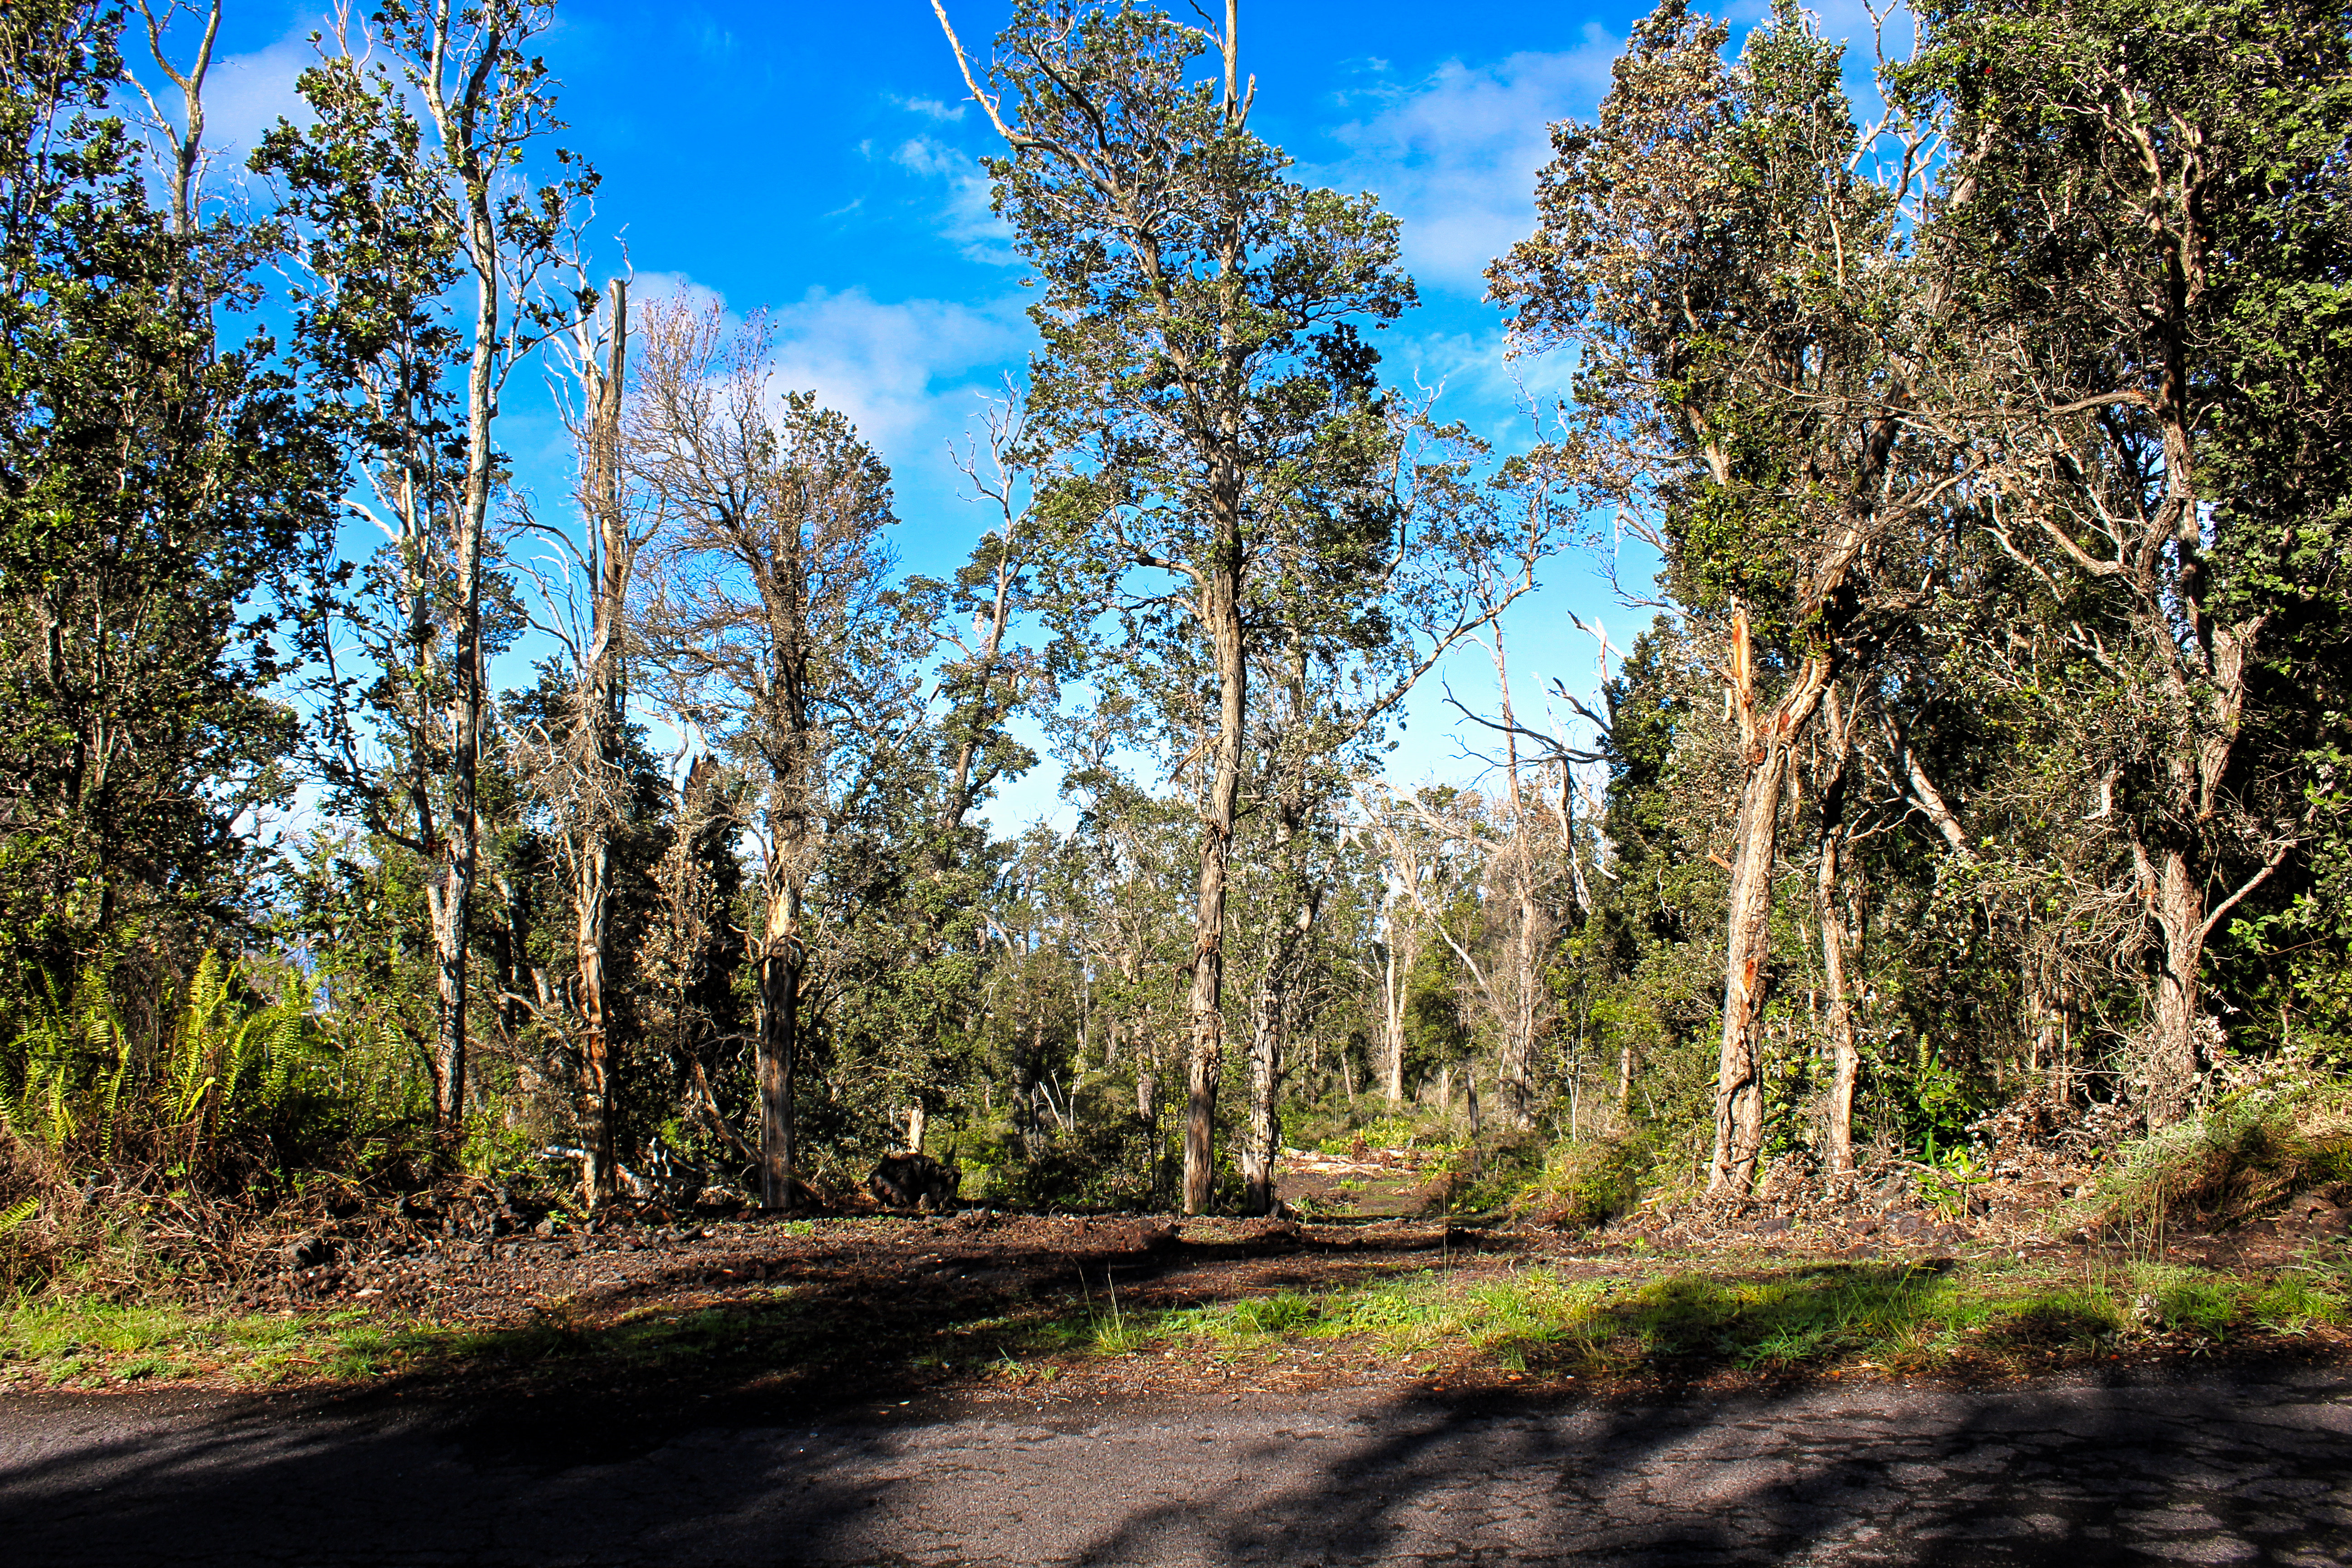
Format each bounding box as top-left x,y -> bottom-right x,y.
576,279 -> 629,1204
576,846 -> 611,1200
427,875 -> 468,1132
1504,871 -> 1539,1128
1711,741 -> 1790,1193
1817,836 -> 1857,1175
1242,1004 -> 1280,1213
1710,608 -> 1832,1196
427,81 -> 505,1146
1492,627 -> 1536,1129
1815,684 -> 1858,1177
2139,840 -> 2206,1125
1381,926 -> 1406,1103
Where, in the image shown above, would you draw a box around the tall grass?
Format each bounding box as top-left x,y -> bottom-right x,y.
2090,1080 -> 2352,1237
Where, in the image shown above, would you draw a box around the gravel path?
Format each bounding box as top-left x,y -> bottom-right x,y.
5,1368 -> 2350,1564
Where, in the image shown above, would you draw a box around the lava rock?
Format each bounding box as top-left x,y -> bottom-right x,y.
871,1152 -> 962,1210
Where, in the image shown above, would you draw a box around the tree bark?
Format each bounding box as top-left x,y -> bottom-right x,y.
1242,827 -> 1315,1214
423,12 -> 518,1147
1710,613 -> 1835,1194
1814,684 -> 1859,1176
2136,838 -> 2206,1124
575,278 -> 629,1205
1243,638 -> 1315,1214
1381,911 -> 1408,1103
1181,514 -> 1247,1215
755,885 -> 802,1209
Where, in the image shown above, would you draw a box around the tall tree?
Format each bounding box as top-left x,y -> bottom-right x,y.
0,0 -> 330,1014
936,0 -> 1436,1212
1491,0 -> 1961,1192
1231,416 -> 1558,1210
631,299 -> 913,1209
260,0 -> 590,1140
1906,0 -> 2352,1121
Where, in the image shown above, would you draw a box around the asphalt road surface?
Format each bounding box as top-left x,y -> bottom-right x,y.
5,1367 -> 2350,1565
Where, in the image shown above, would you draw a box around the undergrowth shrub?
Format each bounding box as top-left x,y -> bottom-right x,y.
2090,1079 -> 2352,1236
0,955 -> 429,1294
966,1117 -> 1159,1211
1503,1132 -> 1657,1230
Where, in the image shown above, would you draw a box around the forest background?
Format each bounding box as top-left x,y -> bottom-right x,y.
3,0 -> 2348,1292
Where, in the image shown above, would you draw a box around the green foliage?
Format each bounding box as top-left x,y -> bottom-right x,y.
1500,1133 -> 1658,1230
2090,1080 -> 2352,1236
1313,1114 -> 1436,1156
0,952 -> 430,1290
0,0 -> 336,993
967,1117 -> 1159,1211
0,954 -> 340,1178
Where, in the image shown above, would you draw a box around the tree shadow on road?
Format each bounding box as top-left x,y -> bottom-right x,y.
1064,1361 -> 2352,1566
5,1231 -> 2348,1566
7,1356 -> 2348,1566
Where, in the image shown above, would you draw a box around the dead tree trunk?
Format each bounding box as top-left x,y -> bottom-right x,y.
755,884 -> 803,1209
573,278 -> 630,1203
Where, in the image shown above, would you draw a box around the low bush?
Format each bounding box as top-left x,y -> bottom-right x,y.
2089,1078 -> 2352,1237
966,1117 -> 1161,1211
1502,1132 -> 1657,1230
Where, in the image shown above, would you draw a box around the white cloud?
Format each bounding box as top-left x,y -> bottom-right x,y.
627,269 -> 730,319
1309,29 -> 1622,295
616,274 -> 1028,455
188,28 -> 317,163
892,135 -> 964,179
889,93 -> 968,122
763,284 -> 1031,454
883,122 -> 1015,265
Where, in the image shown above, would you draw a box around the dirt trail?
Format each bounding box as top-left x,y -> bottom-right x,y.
6,1365 -> 2350,1565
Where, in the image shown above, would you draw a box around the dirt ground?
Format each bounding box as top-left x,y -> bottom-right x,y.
163,1136 -> 2352,1418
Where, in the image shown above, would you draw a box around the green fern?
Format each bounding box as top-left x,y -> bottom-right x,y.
0,1197 -> 37,1237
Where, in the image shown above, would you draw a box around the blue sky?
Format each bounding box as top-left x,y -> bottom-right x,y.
167,0 -> 1844,827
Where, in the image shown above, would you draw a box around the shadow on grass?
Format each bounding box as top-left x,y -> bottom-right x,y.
1150,1259 -> 2171,1382
6,1237 -> 2351,1566
1494,1261 -> 2021,1376
354,1221 -> 1529,1405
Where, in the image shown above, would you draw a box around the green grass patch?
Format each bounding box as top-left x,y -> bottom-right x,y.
1087,1254 -> 2351,1379
11,1246 -> 2347,1396
0,1295 -> 447,1387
